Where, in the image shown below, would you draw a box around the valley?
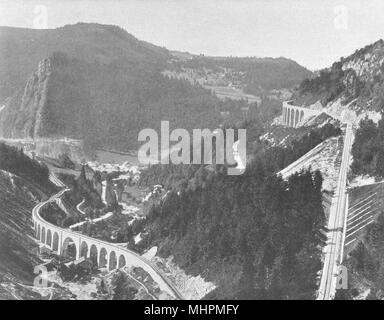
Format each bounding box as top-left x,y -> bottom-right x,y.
1,16 -> 384,301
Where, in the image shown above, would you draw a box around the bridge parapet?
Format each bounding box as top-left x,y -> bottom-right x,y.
282,101 -> 322,128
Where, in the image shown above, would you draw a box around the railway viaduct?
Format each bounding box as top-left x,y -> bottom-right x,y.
282,101 -> 322,127
32,189 -> 182,299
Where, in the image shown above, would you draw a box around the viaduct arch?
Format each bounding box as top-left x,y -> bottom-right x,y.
32,189 -> 182,299
282,101 -> 322,128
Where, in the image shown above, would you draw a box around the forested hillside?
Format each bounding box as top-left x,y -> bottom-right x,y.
0,23 -> 311,153
170,55 -> 312,95
0,170 -> 44,299
254,123 -> 341,172
2,51 -> 224,150
136,123 -> 342,299
0,23 -> 169,101
0,25 -> 223,150
337,213 -> 384,300
0,142 -> 50,188
351,117 -> 384,177
293,39 -> 384,114
0,143 -> 57,299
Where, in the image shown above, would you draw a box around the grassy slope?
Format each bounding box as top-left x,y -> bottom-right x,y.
0,171 -> 46,299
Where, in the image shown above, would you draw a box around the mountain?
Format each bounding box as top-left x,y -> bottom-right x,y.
167,54 -> 313,95
0,169 -> 44,299
138,128 -> 329,299
0,142 -> 57,299
291,39 -> 384,300
293,39 -> 384,119
0,23 -> 222,151
0,23 -> 311,153
0,23 -> 169,101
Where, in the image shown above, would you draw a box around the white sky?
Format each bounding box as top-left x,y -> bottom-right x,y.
1,0 -> 384,70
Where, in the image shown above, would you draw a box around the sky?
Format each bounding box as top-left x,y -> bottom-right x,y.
1,0 -> 384,70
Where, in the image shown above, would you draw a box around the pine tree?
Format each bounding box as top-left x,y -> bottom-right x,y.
376,148 -> 384,177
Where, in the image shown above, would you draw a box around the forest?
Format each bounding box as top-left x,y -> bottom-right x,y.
39,52 -> 224,152
137,122 -> 342,299
177,55 -> 312,94
0,142 -> 50,188
351,117 -> 384,177
140,166 -> 324,299
254,123 -> 341,173
0,23 -> 312,154
296,39 -> 384,111
337,213 -> 384,300
298,61 -> 349,105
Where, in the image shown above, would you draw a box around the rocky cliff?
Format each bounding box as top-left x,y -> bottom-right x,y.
0,58 -> 51,139
0,23 -> 312,153
294,39 -> 384,124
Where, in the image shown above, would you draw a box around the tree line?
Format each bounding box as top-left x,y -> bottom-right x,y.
351,117 -> 384,177
0,142 -> 50,187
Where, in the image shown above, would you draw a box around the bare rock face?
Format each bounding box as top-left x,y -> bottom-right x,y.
32,58 -> 52,138
0,170 -> 44,299
105,179 -> 118,209
0,58 -> 51,139
294,39 -> 384,116
92,171 -> 103,196
0,23 -> 314,154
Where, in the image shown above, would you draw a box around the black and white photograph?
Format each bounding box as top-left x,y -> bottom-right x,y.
0,0 -> 383,305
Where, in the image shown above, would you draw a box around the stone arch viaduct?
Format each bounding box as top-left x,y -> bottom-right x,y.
32,189 -> 182,299
282,101 -> 322,128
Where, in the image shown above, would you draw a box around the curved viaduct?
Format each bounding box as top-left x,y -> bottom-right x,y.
32,189 -> 183,299
282,101 -> 322,128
